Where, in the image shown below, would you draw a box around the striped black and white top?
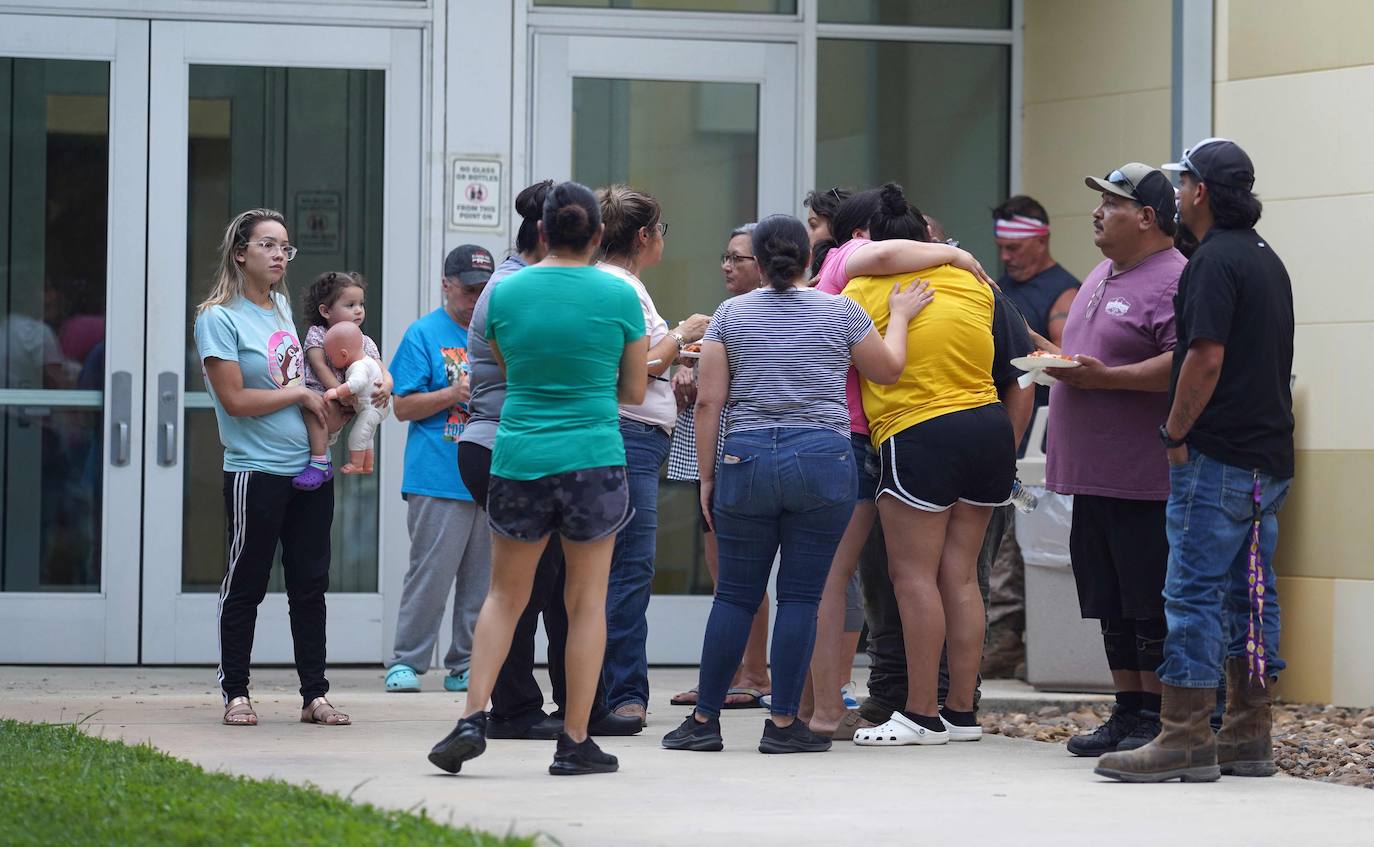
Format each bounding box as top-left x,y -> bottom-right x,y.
703,286 -> 873,438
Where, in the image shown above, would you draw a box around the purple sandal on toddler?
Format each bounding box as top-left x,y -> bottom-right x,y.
292,463 -> 334,491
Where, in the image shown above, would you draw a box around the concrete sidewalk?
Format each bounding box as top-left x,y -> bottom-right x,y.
3,666 -> 1370,846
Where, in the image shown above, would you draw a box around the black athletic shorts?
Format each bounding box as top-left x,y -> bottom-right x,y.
488,465 -> 634,543
1068,494 -> 1168,619
876,404 -> 1015,512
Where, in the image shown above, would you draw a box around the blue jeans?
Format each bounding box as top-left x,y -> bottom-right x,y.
602,419 -> 671,709
697,427 -> 857,719
1158,448 -> 1291,689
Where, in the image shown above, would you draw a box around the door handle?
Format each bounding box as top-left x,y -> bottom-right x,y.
110,371 -> 132,467
157,371 -> 179,467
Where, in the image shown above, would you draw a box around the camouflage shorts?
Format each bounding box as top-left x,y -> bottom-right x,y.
487,465 -> 634,543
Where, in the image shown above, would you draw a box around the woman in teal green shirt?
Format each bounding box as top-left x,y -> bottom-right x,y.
428,181 -> 648,777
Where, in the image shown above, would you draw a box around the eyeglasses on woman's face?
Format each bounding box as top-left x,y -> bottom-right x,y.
244,238 -> 298,261
648,221 -> 668,238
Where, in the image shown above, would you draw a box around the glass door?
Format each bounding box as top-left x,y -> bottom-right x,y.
532,34 -> 797,662
141,21 -> 422,664
0,16 -> 148,663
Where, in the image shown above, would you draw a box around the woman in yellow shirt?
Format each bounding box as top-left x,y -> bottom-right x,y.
844,186 -> 1016,748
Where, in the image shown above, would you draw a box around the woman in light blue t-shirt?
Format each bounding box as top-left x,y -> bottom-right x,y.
193,208 -> 360,729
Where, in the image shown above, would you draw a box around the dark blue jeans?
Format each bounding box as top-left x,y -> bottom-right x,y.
697,427 -> 856,719
602,419 -> 671,710
1158,448 -> 1291,689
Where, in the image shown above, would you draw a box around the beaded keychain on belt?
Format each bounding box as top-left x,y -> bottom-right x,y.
1246,470 -> 1268,686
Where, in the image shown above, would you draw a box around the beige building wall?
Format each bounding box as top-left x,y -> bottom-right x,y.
1021,0 -> 1173,281
1022,1 -> 1374,706
1214,0 -> 1374,707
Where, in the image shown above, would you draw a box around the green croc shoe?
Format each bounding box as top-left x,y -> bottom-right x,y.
444,670 -> 470,692
385,664 -> 421,693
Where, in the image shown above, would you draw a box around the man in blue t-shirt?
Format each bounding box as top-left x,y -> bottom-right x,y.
382,245 -> 495,694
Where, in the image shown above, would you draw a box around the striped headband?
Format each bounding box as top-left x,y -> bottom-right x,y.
994,215 -> 1050,240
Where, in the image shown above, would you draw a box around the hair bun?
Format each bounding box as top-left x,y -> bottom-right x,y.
879,182 -> 909,217
515,179 -> 553,219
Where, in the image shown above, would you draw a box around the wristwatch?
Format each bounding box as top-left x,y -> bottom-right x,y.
670,330 -> 686,349
1158,424 -> 1186,448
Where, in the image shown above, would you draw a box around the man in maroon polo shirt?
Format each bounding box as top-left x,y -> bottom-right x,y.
1046,162 -> 1185,757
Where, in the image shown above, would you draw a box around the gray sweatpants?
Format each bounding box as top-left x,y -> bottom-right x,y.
386,495 -> 491,675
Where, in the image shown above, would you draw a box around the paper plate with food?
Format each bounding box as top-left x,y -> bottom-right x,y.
680,342 -> 703,359
1010,350 -> 1081,371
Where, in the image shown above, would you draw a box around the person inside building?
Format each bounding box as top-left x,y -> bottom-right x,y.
1097,138 -> 1294,783
383,245 -> 494,696
428,180 -> 647,777
1047,162 -> 1185,757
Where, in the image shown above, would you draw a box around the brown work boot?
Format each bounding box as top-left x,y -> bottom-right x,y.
980,626 -> 1024,679
1216,657 -> 1277,777
1095,684 -> 1220,783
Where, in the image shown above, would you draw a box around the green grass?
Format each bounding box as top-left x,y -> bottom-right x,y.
0,719 -> 535,847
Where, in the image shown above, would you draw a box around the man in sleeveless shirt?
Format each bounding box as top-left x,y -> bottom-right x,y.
984,196 -> 1080,679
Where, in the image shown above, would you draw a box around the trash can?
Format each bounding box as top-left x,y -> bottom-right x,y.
1015,407 -> 1113,693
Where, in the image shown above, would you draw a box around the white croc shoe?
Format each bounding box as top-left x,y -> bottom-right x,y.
853,711 -> 949,746
939,712 -> 983,742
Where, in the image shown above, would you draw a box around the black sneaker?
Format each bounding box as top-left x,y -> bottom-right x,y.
1066,706 -> 1139,757
588,709 -> 644,737
661,714 -> 724,751
1116,709 -> 1161,752
549,733 -> 619,775
759,718 -> 832,754
428,713 -> 487,773
486,713 -> 563,740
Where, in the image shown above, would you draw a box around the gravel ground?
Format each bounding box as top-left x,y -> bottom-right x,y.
982,702 -> 1374,788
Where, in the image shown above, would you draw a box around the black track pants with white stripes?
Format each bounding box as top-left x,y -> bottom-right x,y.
218,470 -> 334,708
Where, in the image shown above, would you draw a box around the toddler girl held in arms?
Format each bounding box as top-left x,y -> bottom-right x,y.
293,271 -> 392,490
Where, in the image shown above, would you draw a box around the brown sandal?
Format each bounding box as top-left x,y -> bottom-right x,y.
301,696 -> 351,726
223,696 -> 258,726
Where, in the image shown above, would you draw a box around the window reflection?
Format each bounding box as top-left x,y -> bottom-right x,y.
180,65 -> 385,594
573,76 -> 759,595
1,59 -> 109,592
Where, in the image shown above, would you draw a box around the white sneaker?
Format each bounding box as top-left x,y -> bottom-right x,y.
841,680 -> 859,710
939,711 -> 983,742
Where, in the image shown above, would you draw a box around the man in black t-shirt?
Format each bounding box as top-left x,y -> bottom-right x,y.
1098,138 -> 1294,785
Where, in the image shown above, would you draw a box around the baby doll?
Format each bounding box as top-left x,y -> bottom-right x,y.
323,322 -> 388,474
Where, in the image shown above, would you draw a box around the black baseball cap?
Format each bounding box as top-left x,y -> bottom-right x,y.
1162,137 -> 1256,191
443,244 -> 495,286
1084,162 -> 1177,222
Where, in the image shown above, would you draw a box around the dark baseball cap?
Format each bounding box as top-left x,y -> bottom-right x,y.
443,244 -> 495,286
1162,137 -> 1256,191
1084,162 -> 1177,222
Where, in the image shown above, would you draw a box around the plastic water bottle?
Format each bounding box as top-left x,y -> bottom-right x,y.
1010,479 -> 1038,514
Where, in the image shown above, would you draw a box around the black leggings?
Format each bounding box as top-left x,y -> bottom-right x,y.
217,470 -> 334,708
